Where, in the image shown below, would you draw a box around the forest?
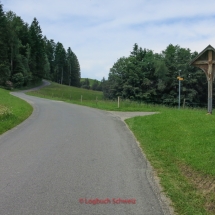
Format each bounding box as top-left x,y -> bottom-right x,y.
0,2 -> 80,89
103,43 -> 209,107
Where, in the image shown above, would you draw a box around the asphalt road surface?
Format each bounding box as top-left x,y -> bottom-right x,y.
0,90 -> 171,215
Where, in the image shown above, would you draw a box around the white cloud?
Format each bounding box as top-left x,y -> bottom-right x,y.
2,0 -> 215,80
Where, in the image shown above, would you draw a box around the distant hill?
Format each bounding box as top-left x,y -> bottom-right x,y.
81,78 -> 101,87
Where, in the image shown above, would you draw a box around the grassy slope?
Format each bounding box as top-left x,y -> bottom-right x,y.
126,109 -> 215,215
27,81 -> 103,101
0,88 -> 33,135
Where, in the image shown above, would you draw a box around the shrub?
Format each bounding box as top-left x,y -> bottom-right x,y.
5,80 -> 13,90
12,73 -> 24,88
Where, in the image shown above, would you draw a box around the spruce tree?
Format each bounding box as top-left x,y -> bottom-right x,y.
0,3 -> 10,85
29,18 -> 46,81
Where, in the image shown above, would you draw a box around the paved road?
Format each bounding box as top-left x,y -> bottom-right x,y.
108,111 -> 157,121
0,90 -> 170,215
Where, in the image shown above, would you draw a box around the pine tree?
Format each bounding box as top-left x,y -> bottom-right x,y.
0,3 -> 10,85
29,18 -> 46,81
66,47 -> 80,87
0,4 -> 81,88
44,38 -> 56,80
5,11 -> 32,86
54,42 -> 66,84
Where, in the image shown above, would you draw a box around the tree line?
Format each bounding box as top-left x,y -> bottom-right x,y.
0,2 -> 80,89
103,43 -> 209,107
80,78 -> 106,91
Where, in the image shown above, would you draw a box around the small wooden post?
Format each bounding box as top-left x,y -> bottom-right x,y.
183,99 -> 186,108
70,94 -> 72,101
118,96 -> 120,108
96,96 -> 98,105
81,95 -> 82,103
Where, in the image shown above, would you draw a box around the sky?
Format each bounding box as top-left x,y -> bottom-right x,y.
2,0 -> 215,80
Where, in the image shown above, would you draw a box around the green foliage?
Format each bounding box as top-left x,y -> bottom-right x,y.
80,78 -> 102,91
92,79 -> 102,91
105,43 -> 208,107
0,62 -> 10,85
0,3 -> 10,84
44,38 -> 55,80
80,78 -> 90,89
12,72 -> 24,87
67,47 -> 81,87
5,80 -> 13,89
0,4 -> 81,89
54,42 -> 66,83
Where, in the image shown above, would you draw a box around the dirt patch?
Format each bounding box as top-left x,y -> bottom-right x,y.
179,164 -> 215,214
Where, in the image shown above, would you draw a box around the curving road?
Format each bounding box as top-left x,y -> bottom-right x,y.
0,87 -> 170,215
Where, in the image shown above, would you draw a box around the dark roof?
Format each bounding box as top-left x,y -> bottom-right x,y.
190,45 -> 215,65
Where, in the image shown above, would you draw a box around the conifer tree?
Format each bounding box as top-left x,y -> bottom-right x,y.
0,3 -> 10,85
29,18 -> 47,81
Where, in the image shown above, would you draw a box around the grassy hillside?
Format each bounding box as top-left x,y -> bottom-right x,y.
27,81 -> 103,102
0,88 -> 33,134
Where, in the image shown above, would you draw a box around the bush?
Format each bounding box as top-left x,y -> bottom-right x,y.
12,73 -> 24,88
5,80 -> 13,90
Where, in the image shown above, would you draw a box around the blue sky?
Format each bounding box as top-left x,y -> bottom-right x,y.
2,0 -> 215,80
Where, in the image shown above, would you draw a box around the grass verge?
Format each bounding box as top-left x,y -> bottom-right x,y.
0,88 -> 33,135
